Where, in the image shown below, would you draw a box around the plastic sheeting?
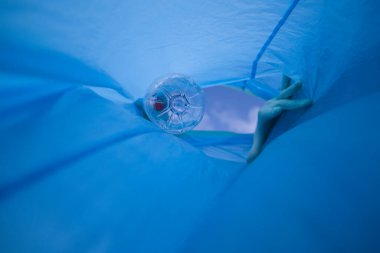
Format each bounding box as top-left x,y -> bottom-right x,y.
182,0 -> 380,252
1,0 -> 380,252
0,0 -> 293,98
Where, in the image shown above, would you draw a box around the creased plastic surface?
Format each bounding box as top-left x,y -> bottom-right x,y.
0,0 -> 292,98
0,76 -> 245,252
181,0 -> 380,252
1,0 -> 380,252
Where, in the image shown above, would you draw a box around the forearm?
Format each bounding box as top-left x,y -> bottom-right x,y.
246,77 -> 312,164
248,114 -> 277,162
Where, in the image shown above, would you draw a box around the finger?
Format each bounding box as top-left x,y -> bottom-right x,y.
274,98 -> 312,110
258,106 -> 282,120
268,106 -> 283,118
281,75 -> 292,89
277,81 -> 302,99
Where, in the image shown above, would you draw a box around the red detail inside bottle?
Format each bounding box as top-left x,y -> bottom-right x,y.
154,101 -> 165,111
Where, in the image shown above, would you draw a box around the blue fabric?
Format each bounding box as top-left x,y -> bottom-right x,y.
0,76 -> 245,252
250,0 -> 300,79
1,0 -> 380,252
0,0 -> 292,98
182,0 -> 380,252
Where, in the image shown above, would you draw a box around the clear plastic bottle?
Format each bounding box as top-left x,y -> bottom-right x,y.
144,74 -> 205,134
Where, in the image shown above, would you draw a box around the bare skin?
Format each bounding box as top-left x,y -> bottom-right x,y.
247,76 -> 313,163
135,75 -> 312,164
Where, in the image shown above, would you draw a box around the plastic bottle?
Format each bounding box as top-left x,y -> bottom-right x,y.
144,74 -> 205,134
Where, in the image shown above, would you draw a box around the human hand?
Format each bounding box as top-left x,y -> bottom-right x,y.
247,76 -> 312,163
